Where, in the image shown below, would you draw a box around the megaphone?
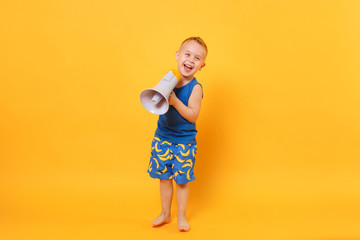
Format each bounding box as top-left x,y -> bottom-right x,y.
140,69 -> 181,115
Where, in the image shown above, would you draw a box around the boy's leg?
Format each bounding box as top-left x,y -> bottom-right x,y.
152,179 -> 173,227
176,183 -> 190,231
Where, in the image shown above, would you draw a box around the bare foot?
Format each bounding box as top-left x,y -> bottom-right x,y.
177,215 -> 190,232
152,213 -> 171,227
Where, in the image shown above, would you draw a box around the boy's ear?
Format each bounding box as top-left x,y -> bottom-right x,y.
199,62 -> 206,71
175,51 -> 179,61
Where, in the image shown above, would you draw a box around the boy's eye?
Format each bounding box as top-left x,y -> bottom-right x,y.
185,53 -> 190,56
196,57 -> 200,61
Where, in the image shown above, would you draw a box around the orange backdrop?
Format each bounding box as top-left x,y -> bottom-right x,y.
1,0 -> 360,239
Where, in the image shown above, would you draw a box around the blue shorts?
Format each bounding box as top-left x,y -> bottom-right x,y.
147,137 -> 197,184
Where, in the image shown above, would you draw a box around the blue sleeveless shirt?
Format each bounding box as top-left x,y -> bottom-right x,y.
155,78 -> 202,145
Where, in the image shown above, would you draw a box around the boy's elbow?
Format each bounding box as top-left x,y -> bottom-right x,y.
186,108 -> 199,123
188,115 -> 198,123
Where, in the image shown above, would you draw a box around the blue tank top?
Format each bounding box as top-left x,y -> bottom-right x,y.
155,78 -> 202,144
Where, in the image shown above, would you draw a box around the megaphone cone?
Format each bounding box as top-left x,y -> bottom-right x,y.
140,69 -> 181,115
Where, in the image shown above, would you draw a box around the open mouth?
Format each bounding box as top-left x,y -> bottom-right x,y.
183,64 -> 193,73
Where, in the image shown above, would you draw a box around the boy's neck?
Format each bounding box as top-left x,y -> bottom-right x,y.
176,76 -> 194,88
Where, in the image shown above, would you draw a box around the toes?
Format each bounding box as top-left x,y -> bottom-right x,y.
152,216 -> 171,227
179,226 -> 190,232
178,223 -> 190,232
152,218 -> 163,227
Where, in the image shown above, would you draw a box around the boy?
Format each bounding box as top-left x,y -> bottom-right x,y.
147,37 -> 207,232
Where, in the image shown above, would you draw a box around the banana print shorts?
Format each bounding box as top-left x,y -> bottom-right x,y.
147,137 -> 197,184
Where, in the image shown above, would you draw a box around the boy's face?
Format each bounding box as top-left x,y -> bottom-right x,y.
175,40 -> 206,80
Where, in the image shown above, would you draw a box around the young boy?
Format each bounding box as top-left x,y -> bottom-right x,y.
147,37 -> 207,232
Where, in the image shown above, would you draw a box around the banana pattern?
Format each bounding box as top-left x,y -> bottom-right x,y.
178,144 -> 186,150
156,165 -> 167,175
186,169 -> 191,180
154,142 -> 162,152
161,140 -> 172,146
152,158 -> 159,168
182,159 -> 193,168
148,161 -> 153,172
180,149 -> 190,157
147,137 -> 197,184
175,154 -> 185,163
158,154 -> 171,161
158,149 -> 170,158
173,170 -> 185,180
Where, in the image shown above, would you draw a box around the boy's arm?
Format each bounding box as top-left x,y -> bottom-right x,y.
168,84 -> 202,123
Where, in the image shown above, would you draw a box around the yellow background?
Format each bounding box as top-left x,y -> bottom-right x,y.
1,0 -> 360,239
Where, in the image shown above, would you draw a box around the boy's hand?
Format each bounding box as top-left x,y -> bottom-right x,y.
168,91 -> 178,106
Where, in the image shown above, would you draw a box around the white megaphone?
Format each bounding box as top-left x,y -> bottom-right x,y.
140,69 -> 181,115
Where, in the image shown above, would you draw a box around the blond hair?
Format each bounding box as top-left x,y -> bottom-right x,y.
180,37 -> 208,56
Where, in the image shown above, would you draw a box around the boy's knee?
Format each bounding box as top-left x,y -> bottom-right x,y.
176,183 -> 188,188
